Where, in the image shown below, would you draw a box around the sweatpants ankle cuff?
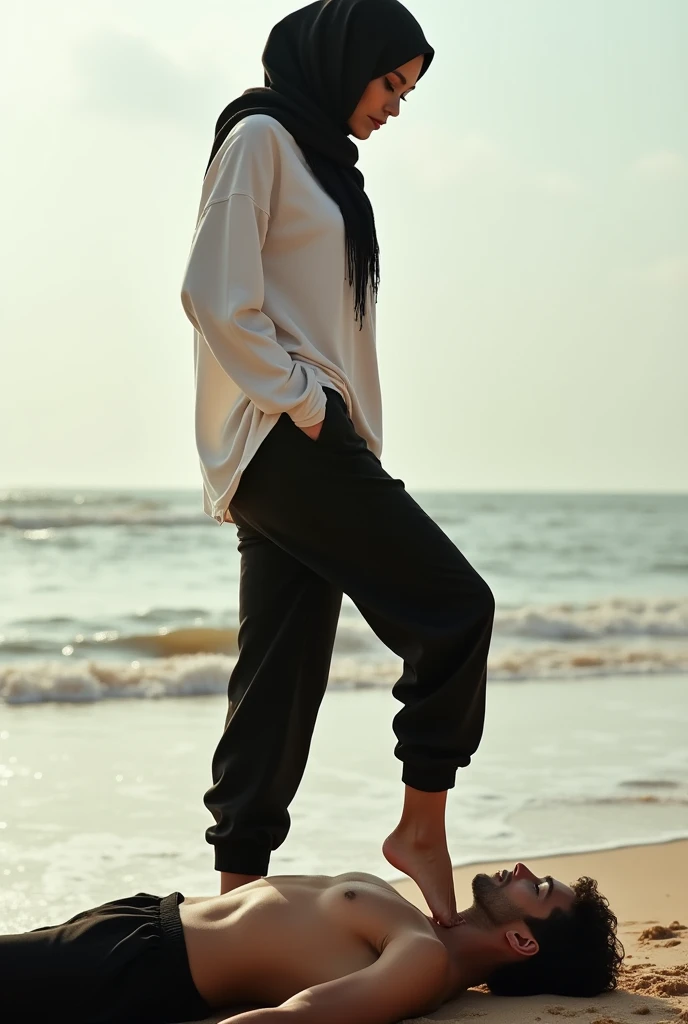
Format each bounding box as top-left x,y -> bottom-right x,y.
402,763 -> 458,793
213,847 -> 271,876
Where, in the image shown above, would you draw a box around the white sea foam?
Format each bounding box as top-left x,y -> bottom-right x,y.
2,642 -> 687,705
496,597 -> 688,638
488,643 -> 688,680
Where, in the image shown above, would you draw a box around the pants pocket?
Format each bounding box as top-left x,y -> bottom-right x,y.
302,388 -> 341,445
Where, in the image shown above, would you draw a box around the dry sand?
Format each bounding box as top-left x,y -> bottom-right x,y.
190,839 -> 688,1024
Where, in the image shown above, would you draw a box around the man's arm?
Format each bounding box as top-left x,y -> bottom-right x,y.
216,932 -> 450,1024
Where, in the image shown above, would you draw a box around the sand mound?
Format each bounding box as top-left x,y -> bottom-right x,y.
639,922 -> 686,942
621,962 -> 688,997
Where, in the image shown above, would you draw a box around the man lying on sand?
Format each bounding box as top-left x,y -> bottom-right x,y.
3,862 -> 623,1024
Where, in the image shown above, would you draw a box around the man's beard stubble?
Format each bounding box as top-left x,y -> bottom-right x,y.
471,872 -> 523,927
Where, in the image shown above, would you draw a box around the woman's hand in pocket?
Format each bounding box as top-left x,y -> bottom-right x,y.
299,417 -> 324,441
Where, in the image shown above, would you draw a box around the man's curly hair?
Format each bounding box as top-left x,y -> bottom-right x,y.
485,876 -> 625,997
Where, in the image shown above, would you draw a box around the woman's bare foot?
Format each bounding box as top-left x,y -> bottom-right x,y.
383,827 -> 459,927
220,871 -> 262,895
382,786 -> 459,928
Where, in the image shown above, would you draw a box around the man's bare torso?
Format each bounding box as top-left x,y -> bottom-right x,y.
180,871 -> 448,1010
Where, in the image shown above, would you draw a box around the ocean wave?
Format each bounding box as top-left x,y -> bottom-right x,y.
1,643 -> 687,704
1,511 -> 204,531
0,654 -> 394,705
12,608 -> 211,629
651,561 -> 688,574
496,597 -> 688,639
0,624 -> 378,659
0,490 -> 147,507
7,596 -> 688,652
489,644 -> 688,679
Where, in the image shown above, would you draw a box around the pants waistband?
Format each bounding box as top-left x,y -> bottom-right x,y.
159,892 -> 212,1021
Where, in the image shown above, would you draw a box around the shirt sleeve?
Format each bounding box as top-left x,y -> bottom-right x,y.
180,118 -> 326,429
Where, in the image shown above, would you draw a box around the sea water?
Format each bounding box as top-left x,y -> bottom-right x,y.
1,489 -> 686,930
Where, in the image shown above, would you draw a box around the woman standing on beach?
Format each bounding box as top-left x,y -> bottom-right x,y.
181,0 -> 495,928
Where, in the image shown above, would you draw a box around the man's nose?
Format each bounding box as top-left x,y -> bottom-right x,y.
514,862 -> 537,882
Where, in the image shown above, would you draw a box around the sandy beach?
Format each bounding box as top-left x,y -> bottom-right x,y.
190,839 -> 688,1024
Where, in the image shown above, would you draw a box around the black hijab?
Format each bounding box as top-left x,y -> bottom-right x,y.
204,0 -> 434,328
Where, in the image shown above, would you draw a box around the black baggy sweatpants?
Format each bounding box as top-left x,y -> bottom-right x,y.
0,892 -> 212,1024
205,388 -> 495,875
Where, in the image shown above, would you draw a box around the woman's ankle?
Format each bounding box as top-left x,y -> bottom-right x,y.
219,871 -> 262,895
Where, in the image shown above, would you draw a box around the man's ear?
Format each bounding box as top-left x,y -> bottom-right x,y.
504,927 -> 539,959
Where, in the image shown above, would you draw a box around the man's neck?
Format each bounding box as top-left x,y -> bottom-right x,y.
426,905 -> 502,994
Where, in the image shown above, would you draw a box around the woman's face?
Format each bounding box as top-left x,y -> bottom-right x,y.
347,53 -> 425,140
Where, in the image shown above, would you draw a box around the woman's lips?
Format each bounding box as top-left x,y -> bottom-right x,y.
368,116 -> 381,129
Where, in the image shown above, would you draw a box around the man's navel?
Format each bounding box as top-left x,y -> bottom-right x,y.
343,890 -> 356,900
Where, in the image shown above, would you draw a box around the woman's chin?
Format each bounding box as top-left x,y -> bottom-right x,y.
348,120 -> 373,141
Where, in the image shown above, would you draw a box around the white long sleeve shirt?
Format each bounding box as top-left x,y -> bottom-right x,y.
180,114 -> 383,525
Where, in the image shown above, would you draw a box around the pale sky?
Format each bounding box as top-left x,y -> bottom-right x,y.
1,0 -> 686,493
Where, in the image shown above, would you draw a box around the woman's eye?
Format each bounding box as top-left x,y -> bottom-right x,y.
384,77 -> 408,101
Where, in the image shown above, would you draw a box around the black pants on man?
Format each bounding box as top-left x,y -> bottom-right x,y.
205,388 -> 495,875
0,892 -> 211,1024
